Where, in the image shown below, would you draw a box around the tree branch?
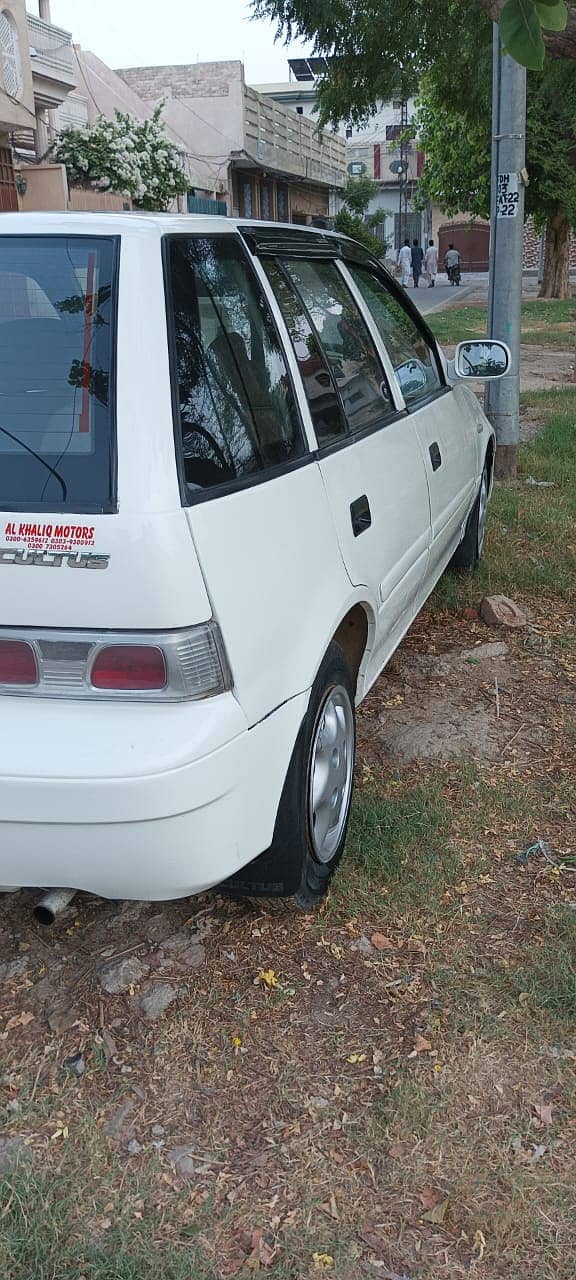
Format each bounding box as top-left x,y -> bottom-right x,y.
476,0 -> 576,58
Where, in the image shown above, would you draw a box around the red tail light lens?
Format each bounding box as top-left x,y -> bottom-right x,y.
91,645 -> 167,691
0,640 -> 38,685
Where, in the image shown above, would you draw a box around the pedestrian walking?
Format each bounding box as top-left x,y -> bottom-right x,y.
424,239 -> 438,288
397,239 -> 411,287
411,239 -> 424,288
444,243 -> 461,286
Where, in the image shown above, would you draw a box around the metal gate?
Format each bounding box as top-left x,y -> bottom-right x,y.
187,195 -> 227,216
394,212 -> 422,251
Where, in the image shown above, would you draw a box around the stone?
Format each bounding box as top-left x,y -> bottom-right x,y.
126,1138 -> 142,1156
480,595 -> 528,629
308,1096 -> 330,1109
6,1099 -> 21,1113
0,957 -> 28,982
138,982 -> 177,1021
167,1144 -> 197,1178
151,1123 -> 165,1138
103,1098 -> 135,1141
350,935 -> 374,956
97,955 -> 150,995
64,1052 -> 85,1077
0,1136 -> 33,1173
47,1006 -> 81,1035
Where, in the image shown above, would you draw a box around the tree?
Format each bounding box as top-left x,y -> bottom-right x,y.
414,21 -> 576,298
253,0 -> 576,129
51,105 -> 188,212
334,176 -> 391,255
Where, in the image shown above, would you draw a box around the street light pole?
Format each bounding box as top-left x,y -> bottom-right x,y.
484,24 -> 527,481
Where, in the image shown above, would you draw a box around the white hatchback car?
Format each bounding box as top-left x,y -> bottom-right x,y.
0,213 -> 509,909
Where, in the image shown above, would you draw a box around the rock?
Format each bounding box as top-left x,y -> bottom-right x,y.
64,1051 -> 85,1077
97,955 -> 150,995
103,1098 -> 135,1141
167,1144 -> 197,1178
164,942 -> 205,972
308,1096 -> 330,1109
139,982 -> 177,1021
0,957 -> 28,982
126,1138 -> 142,1156
6,1099 -> 21,1113
47,1006 -> 81,1034
151,1123 -> 165,1138
0,1136 -> 33,1172
480,595 -> 528,629
350,935 -> 374,956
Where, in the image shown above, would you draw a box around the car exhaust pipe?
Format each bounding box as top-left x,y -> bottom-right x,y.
33,888 -> 77,926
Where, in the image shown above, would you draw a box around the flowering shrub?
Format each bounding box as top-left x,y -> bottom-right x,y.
52,105 -> 189,211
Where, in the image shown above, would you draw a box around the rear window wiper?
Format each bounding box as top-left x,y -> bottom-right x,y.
0,425 -> 67,501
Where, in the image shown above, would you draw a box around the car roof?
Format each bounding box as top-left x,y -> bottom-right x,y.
0,211 -> 346,242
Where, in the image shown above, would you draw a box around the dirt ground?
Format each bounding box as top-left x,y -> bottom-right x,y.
1,586 -> 575,1279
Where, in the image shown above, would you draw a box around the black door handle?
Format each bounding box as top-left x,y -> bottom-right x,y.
429,441 -> 442,471
350,494 -> 371,537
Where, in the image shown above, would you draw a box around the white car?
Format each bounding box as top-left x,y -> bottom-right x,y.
0,213 -> 509,910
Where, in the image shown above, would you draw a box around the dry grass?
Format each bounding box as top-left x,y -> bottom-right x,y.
1,395 -> 576,1280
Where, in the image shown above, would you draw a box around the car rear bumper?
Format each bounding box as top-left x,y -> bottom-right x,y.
0,691 -> 308,899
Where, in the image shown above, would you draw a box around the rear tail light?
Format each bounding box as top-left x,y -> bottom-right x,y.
91,645 -> 167,691
0,639 -> 38,685
0,623 -> 231,702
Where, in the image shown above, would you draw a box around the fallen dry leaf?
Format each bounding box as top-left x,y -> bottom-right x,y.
370,933 -> 395,950
312,1253 -> 334,1270
413,1034 -> 432,1054
4,1011 -> 34,1032
419,1185 -> 443,1211
422,1197 -> 449,1225
256,969 -> 278,989
533,1102 -> 553,1126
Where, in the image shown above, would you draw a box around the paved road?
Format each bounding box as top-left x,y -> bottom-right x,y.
404,278 -> 478,315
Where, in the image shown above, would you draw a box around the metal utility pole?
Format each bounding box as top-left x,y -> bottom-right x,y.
485,24 -> 527,480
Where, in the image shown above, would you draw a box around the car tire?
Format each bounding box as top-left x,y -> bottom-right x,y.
450,462 -> 489,571
222,642 -> 356,907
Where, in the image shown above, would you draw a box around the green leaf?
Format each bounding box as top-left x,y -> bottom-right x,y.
534,0 -> 568,30
500,0 -> 546,69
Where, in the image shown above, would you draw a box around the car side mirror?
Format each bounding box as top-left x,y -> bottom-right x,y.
449,340 -> 511,381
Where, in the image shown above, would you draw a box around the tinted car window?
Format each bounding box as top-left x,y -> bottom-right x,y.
0,236 -> 117,512
263,260 -> 348,446
281,259 -> 395,436
348,264 -> 442,406
166,236 -> 305,496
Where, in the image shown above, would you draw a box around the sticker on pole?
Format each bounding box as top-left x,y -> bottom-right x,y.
497,172 -> 520,218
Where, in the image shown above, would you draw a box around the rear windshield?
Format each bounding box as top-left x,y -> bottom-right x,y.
0,235 -> 117,513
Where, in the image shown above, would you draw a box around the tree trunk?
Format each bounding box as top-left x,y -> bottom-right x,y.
539,211 -> 571,299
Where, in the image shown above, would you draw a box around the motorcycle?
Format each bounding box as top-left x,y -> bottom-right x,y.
446,261 -> 461,286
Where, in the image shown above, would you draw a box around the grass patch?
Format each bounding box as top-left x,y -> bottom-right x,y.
428,295 -> 575,347
429,387 -> 576,611
511,908 -> 576,1020
339,780 -> 459,912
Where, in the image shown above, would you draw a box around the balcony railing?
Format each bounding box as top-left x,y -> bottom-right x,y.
244,88 -> 346,188
27,12 -> 76,106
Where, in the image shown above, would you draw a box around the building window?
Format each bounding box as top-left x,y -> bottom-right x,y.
277,185 -> 288,222
260,180 -> 273,221
296,106 -> 303,115
0,9 -> 21,99
392,98 -> 403,111
386,124 -> 402,141
238,178 -> 254,218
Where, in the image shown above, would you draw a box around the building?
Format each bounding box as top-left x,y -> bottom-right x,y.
256,63 -> 426,250
115,60 -> 346,223
0,0 -> 45,207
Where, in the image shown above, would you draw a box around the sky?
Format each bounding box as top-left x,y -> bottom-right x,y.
44,0 -> 313,84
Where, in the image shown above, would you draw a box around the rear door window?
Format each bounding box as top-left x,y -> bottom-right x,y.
165,235 -> 306,497
0,236 -> 118,512
279,258 -> 395,438
347,264 -> 443,406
